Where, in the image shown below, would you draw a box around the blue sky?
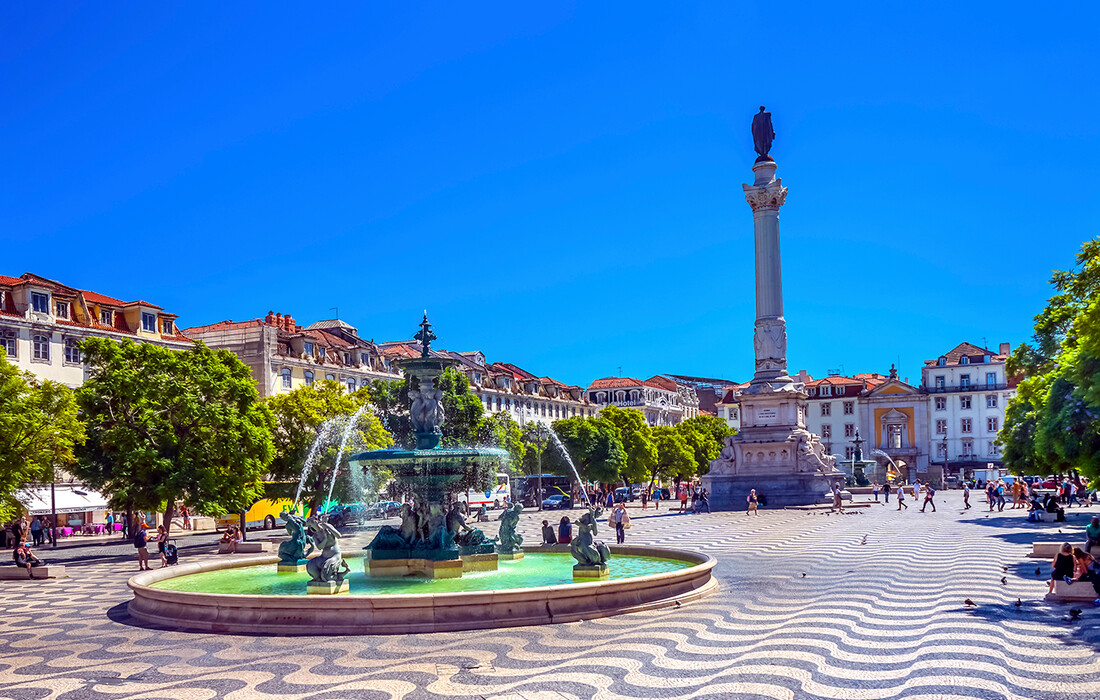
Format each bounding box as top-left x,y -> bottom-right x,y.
3,3 -> 1098,388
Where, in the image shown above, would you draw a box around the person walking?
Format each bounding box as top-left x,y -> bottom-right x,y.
652,488 -> 660,511
920,483 -> 937,513
105,512 -> 114,535
995,481 -> 1007,512
181,505 -> 191,531
884,482 -> 890,504
896,485 -> 908,510
40,516 -> 53,545
640,489 -> 648,510
872,481 -> 880,502
986,482 -> 996,512
680,488 -> 688,513
747,489 -> 760,515
963,482 -> 971,510
832,482 -> 844,513
12,516 -> 28,546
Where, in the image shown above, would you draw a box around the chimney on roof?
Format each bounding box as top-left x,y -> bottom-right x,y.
275,313 -> 283,328
999,342 -> 1010,356
265,311 -> 275,325
285,314 -> 295,332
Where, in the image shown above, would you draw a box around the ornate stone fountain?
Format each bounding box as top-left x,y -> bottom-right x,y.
350,314 -> 507,578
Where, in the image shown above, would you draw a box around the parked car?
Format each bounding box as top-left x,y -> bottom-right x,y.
367,501 -> 403,520
614,487 -> 633,503
541,494 -> 573,510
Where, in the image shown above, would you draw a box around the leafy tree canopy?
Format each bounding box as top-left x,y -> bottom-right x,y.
676,415 -> 733,477
599,405 -> 656,484
548,416 -> 626,485
73,338 -> 275,536
265,381 -> 392,511
476,411 -> 526,473
0,356 -> 85,519
652,426 -> 695,485
1001,239 -> 1100,481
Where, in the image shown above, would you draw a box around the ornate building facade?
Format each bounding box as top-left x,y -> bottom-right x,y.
0,272 -> 191,387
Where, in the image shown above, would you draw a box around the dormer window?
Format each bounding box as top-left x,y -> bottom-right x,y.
960,356 -> 970,365
474,372 -> 481,384
984,355 -> 991,363
54,301 -> 68,318
304,342 -> 315,356
937,357 -> 946,366
141,312 -> 156,332
318,347 -> 326,359
360,352 -> 370,366
821,385 -> 831,396
343,352 -> 351,365
100,309 -> 113,326
162,319 -> 173,334
31,292 -> 49,313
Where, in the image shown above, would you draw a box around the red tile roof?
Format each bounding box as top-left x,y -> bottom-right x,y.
0,275 -> 23,286
81,290 -> 126,306
643,375 -> 679,392
588,377 -> 643,390
924,342 -> 1004,366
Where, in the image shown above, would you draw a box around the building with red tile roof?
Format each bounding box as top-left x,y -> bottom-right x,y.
0,272 -> 190,387
585,375 -> 696,426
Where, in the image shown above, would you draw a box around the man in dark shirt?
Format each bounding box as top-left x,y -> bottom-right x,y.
13,544 -> 43,578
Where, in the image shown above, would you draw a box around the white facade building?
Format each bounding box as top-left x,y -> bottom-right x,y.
586,376 -> 696,426
1,272 -> 191,387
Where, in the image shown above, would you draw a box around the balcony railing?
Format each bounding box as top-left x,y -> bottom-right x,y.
924,382 -> 1007,394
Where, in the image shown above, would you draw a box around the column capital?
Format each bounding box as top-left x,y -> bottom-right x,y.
743,179 -> 788,212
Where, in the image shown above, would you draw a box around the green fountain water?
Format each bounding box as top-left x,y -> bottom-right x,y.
152,553 -> 688,595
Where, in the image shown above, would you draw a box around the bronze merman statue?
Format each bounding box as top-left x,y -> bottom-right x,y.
570,507 -> 611,566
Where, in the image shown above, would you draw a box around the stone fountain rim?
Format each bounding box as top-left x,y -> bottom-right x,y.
125,545 -> 718,634
128,545 -> 713,603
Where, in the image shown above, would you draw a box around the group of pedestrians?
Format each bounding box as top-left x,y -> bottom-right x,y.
868,480 -> 939,513
8,515 -> 49,577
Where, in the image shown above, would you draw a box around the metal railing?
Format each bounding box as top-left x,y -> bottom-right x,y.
924,382 -> 1007,394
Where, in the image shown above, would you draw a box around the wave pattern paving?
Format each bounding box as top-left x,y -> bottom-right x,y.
0,492 -> 1097,699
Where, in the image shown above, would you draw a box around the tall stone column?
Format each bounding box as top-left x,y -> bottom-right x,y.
744,160 -> 792,390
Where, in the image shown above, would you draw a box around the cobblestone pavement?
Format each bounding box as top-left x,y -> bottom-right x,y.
1,493 -> 1098,699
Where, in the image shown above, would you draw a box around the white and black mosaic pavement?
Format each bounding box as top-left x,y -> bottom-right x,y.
1,492 -> 1098,699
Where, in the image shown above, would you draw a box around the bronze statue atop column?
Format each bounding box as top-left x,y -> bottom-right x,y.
752,106 -> 775,162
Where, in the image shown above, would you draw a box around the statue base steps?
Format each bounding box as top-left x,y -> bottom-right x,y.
460,553 -> 498,572
496,551 -> 524,561
573,564 -> 609,580
277,561 -> 308,573
702,472 -> 843,510
306,580 -> 349,595
366,557 -> 464,578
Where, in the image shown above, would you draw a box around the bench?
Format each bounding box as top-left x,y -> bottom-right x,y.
1029,542 -> 1065,558
217,541 -> 271,554
1045,579 -> 1099,602
0,565 -> 66,580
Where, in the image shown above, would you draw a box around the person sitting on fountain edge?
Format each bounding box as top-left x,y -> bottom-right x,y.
13,543 -> 44,578
541,520 -> 556,546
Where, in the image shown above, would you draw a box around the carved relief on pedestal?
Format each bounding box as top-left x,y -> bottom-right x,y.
708,436 -> 739,475
789,429 -> 838,474
753,319 -> 787,371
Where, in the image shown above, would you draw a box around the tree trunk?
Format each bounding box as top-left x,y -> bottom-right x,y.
125,503 -> 133,539
162,500 -> 175,540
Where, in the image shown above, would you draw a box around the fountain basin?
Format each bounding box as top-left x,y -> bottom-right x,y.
127,546 -> 717,635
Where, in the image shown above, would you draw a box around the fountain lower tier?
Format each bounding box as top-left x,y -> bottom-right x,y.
127,547 -> 717,635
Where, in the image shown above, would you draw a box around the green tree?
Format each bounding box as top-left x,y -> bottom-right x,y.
266,381 -> 392,513
548,416 -> 626,485
676,415 -> 733,478
599,405 -> 656,484
476,411 -> 526,474
73,338 -> 275,537
651,426 -> 694,487
0,356 -> 85,519
370,367 -> 483,448
1001,239 -> 1100,481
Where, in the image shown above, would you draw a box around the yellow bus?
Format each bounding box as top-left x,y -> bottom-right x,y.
215,497 -> 301,531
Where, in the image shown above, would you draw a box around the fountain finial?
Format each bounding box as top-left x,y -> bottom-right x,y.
414,312 -> 437,357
